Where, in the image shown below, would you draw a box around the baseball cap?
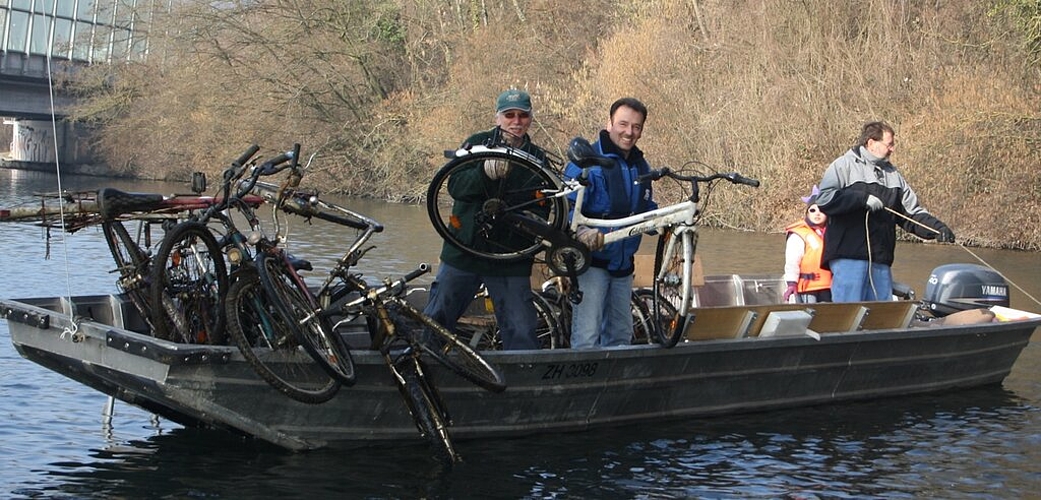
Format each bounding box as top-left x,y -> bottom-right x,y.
496,89 -> 532,113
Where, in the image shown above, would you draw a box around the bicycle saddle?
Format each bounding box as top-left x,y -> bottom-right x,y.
566,137 -> 616,169
96,187 -> 166,220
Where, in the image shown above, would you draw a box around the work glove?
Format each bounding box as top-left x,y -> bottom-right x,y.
935,223 -> 955,243
483,159 -> 510,180
865,194 -> 884,212
576,226 -> 604,251
783,282 -> 797,302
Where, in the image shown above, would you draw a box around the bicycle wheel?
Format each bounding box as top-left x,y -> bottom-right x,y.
632,288 -> 679,345
385,299 -> 506,393
457,289 -> 502,350
102,220 -> 153,320
426,149 -> 567,261
532,292 -> 564,349
256,251 -> 357,386
226,270 -> 340,404
457,290 -> 563,350
652,227 -> 694,348
150,222 -> 228,344
398,360 -> 458,464
536,280 -> 574,348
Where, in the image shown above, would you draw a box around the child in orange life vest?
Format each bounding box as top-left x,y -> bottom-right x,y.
783,186 -> 833,303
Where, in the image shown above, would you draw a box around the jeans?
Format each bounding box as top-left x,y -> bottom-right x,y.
422,262 -> 538,350
829,258 -> 892,302
570,267 -> 633,349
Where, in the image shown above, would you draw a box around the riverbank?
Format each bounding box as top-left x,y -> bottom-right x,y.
0,158 -> 125,177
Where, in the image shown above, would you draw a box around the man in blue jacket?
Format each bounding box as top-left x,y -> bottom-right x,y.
816,121 -> 955,302
564,97 -> 657,349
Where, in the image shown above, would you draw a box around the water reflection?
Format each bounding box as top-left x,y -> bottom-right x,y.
9,386 -> 1035,499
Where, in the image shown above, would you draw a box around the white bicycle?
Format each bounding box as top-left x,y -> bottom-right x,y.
426,137 -> 759,347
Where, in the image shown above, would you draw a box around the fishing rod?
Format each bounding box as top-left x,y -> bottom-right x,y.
885,207 -> 1040,307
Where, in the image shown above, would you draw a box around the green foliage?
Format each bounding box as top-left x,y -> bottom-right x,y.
375,16 -> 405,45
990,0 -> 1041,65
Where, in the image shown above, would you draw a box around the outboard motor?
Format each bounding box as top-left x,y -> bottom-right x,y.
922,263 -> 1009,317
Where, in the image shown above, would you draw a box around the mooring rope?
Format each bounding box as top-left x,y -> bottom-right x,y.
45,45 -> 79,338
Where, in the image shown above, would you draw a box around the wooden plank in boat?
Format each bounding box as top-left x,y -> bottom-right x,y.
684,307 -> 758,340
741,303 -> 867,336
860,301 -> 917,330
805,303 -> 868,334
683,302 -> 911,340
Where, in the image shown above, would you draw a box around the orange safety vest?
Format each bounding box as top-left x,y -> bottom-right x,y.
785,221 -> 833,293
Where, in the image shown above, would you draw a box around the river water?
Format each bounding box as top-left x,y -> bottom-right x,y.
2,168 -> 1040,498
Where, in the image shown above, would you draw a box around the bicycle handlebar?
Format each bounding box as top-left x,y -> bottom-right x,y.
230,147 -> 302,201
234,144 -> 261,169
638,167 -> 760,188
402,264 -> 431,283
342,263 -> 431,310
288,143 -> 301,171
223,145 -> 261,186
725,172 -> 760,188
256,149 -> 297,176
568,136 -> 759,188
284,194 -> 382,231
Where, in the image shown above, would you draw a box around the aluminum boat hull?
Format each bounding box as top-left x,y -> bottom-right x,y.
2,292 -> 1037,451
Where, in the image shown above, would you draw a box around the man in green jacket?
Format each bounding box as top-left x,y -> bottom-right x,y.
423,89 -> 546,350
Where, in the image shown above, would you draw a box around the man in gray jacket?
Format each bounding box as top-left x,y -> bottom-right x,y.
815,121 -> 955,302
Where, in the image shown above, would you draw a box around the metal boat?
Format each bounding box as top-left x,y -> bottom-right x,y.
3,270 -> 1038,451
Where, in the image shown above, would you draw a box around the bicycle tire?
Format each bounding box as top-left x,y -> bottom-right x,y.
256,251 -> 357,386
398,361 -> 458,463
539,283 -> 653,347
632,288 -> 679,345
630,290 -> 652,345
652,227 -> 693,348
102,221 -> 155,332
457,290 -> 501,350
385,299 -> 507,393
226,269 -> 340,404
150,221 -> 228,344
532,292 -> 564,349
458,290 -> 563,350
426,149 -> 567,261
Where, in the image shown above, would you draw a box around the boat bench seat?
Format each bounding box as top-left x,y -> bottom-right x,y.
683,300 -> 918,341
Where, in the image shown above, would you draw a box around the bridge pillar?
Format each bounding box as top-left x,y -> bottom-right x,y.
6,119 -> 94,164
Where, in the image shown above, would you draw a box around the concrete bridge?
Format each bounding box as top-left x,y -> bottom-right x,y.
1,0 -> 152,165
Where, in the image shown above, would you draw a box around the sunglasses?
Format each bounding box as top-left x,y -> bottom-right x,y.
502,111 -> 531,120
808,207 -> 821,214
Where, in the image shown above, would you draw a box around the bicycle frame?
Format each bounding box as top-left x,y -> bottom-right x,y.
571,192 -> 698,246
546,182 -> 701,340
249,179 -> 384,310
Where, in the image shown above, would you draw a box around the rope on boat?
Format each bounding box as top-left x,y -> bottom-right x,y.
44,49 -> 79,328
44,46 -> 112,416
885,207 -> 1040,307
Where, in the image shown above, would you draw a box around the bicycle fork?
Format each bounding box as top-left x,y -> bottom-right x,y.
383,349 -> 459,462
658,226 -> 697,317
371,300 -> 459,462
